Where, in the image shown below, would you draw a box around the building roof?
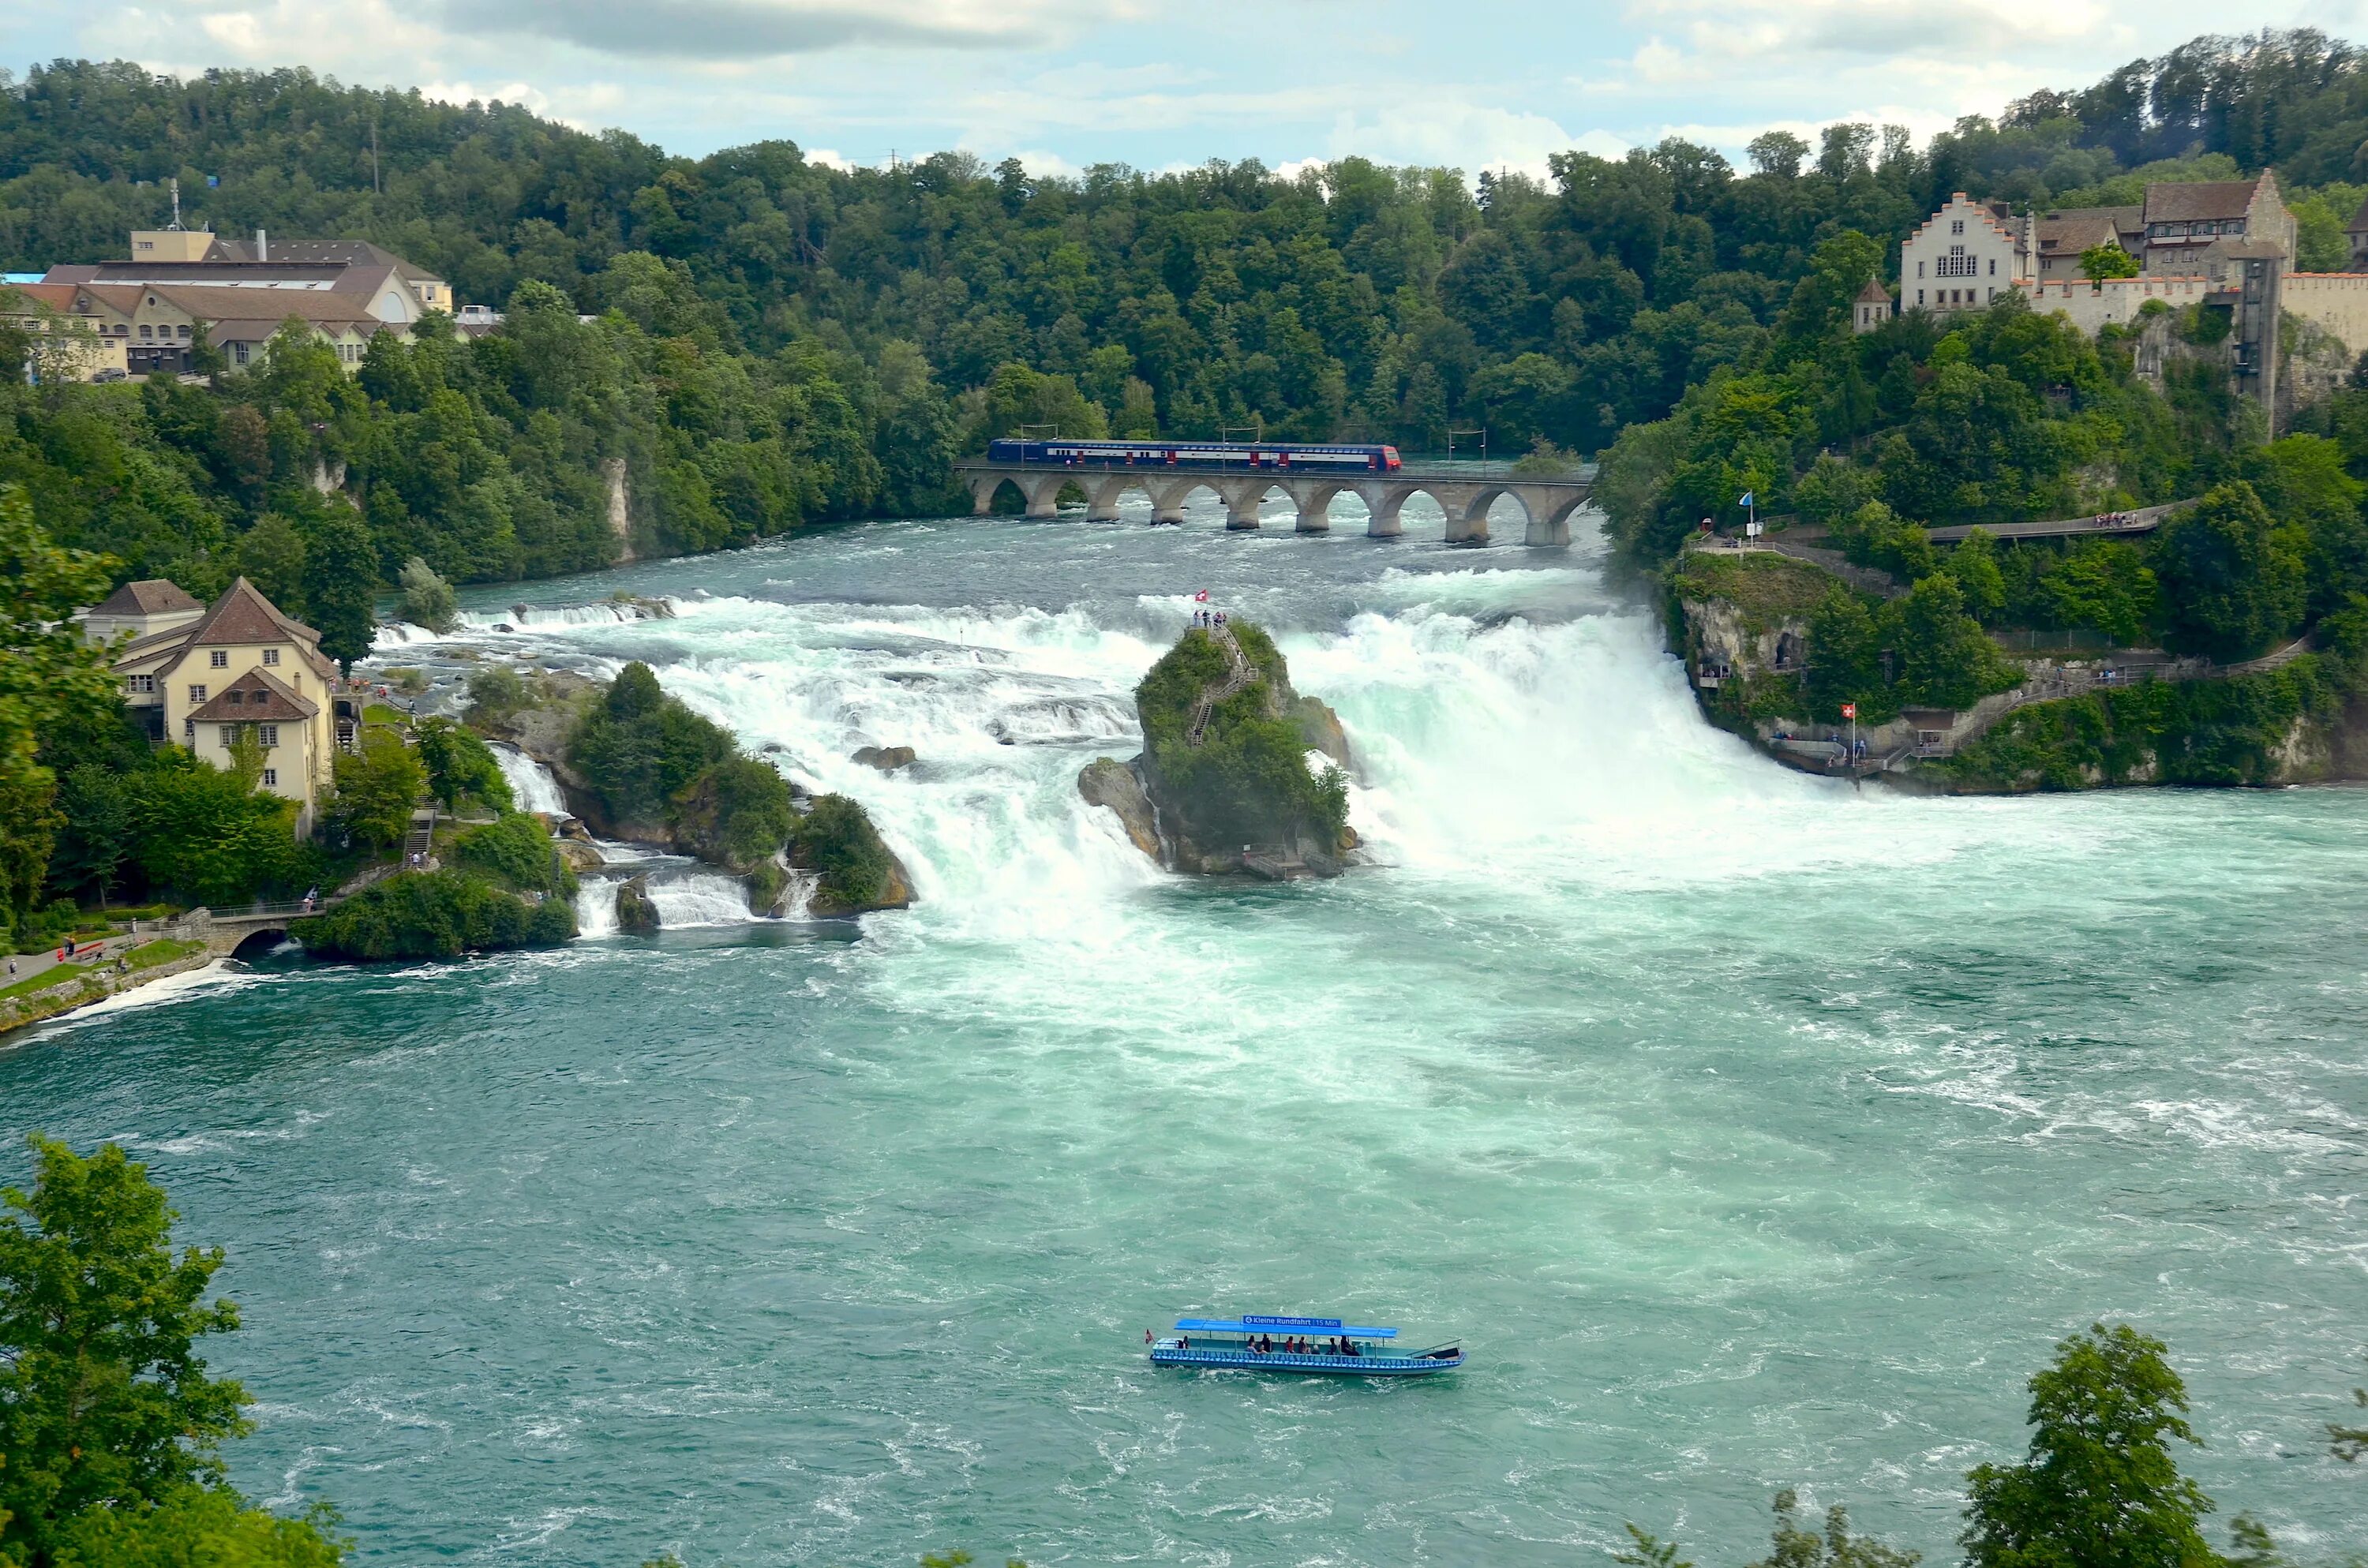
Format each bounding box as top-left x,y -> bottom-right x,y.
139,284 -> 383,327
78,260 -> 350,288
186,666 -> 319,723
1855,277 -> 1892,304
208,238 -> 437,281
90,578 -> 203,616
2142,178 -> 2267,225
182,576 -> 323,648
4,282 -> 83,312
2034,206 -> 2144,256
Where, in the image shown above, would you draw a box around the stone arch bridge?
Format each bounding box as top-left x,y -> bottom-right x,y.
954,461 -> 1593,545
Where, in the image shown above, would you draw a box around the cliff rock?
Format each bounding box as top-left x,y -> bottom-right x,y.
1081,619 -> 1355,878
853,745 -> 918,772
616,875 -> 661,934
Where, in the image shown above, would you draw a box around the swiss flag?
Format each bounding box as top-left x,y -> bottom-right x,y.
1194,589 -> 1209,602
1841,702 -> 1857,719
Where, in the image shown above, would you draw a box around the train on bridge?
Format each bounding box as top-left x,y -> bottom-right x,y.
984,438 -> 1402,473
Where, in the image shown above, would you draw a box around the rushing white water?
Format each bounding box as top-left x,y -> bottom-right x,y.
9,507 -> 2364,1568
490,744 -> 570,816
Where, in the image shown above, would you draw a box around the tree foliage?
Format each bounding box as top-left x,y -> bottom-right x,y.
1962,1323 -> 2220,1568
0,1138 -> 253,1560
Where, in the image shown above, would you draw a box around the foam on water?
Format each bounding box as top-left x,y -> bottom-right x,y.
4,512 -> 2362,1568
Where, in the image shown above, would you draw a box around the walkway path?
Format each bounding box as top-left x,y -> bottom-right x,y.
2,926 -> 171,994
1186,624 -> 1257,748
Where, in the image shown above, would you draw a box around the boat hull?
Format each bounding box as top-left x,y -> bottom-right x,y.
1150,1348 -> 1460,1377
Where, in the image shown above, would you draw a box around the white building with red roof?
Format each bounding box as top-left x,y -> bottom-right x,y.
90,577 -> 355,836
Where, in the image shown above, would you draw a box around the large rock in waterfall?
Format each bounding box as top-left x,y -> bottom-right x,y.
1081,620 -> 1355,879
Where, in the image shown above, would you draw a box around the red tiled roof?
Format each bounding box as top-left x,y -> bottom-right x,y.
187,666 -> 318,722
184,576 -> 323,648
5,282 -> 81,312
89,578 -> 202,616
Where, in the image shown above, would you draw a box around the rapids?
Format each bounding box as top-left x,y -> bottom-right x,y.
2,498 -> 2362,1566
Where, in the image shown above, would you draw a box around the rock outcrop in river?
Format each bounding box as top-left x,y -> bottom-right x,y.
470,662 -> 915,916
1081,620 -> 1355,878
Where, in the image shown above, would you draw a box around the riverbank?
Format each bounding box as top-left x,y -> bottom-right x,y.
1667,544 -> 2368,791
0,939 -> 213,1037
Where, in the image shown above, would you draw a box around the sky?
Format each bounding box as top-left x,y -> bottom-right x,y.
11,0 -> 2368,176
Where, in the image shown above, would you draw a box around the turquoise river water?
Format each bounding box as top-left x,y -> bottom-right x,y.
2,500 -> 2363,1566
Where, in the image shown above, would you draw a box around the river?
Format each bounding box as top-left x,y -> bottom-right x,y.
3,500 -> 2363,1566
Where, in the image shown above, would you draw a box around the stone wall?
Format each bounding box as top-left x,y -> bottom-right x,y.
2022,275 -> 2217,335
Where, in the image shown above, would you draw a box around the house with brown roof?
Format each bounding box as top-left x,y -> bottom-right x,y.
50,229 -> 451,324
2138,174 -> 2295,280
2,280 -> 129,380
96,577 -> 356,836
2030,205 -> 2145,281
78,578 -> 204,645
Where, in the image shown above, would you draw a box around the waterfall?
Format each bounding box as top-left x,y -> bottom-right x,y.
492,745 -> 571,817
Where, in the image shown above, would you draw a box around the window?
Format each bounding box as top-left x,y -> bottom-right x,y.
234,342 -> 250,366
1988,259 -> 1995,275
261,768 -> 277,788
227,689 -> 243,705
262,648 -> 279,666
210,649 -> 228,668
1951,219 -> 1965,235
188,684 -> 207,703
128,674 -> 155,694
139,325 -> 153,340
1917,289 -> 1926,305
176,324 -> 190,339
259,724 -> 279,747
1917,260 -> 1925,278
183,717 -> 194,740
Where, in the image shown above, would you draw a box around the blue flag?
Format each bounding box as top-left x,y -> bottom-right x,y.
1737,490 -> 1754,507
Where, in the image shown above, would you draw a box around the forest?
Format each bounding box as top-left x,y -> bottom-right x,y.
7,32 -> 2368,601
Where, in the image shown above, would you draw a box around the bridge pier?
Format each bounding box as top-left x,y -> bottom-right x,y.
1222,479 -> 1266,530
1086,477 -> 1126,523
1362,485 -> 1406,538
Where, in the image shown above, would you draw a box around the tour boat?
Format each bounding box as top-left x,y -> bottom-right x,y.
1148,1314 -> 1461,1376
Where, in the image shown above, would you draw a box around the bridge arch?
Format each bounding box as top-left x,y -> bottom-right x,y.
228,926 -> 290,960
965,471 -> 1068,519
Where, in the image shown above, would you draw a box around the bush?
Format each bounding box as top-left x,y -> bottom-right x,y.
790,795 -> 897,909
566,662 -> 735,829
323,732 -> 423,854
673,756 -> 796,870
292,870 -> 575,960
1134,623 -> 1349,848
451,811 -> 574,895
414,717 -> 513,814
396,556 -> 457,632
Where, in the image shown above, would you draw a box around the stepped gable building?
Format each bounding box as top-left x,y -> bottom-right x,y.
1900,193 -> 2022,314
88,577 -> 356,836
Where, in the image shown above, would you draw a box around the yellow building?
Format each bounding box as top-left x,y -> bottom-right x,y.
91,578 -> 357,837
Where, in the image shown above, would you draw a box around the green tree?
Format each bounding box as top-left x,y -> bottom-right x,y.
1962,1323 -> 2220,1568
0,485 -> 120,943
413,717 -> 513,814
2333,1357 -> 2367,1463
2153,483 -> 2307,661
325,732 -> 423,854
1941,528 -> 2008,623
1896,574 -> 2019,711
122,756 -> 305,906
395,556 -> 458,634
50,763 -> 132,908
2079,243 -> 2140,281
232,514 -> 309,618
1748,1489 -> 1920,1568
299,506 -> 380,674
0,1138 -> 253,1561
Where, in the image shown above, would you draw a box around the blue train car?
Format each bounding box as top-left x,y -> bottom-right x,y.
984,439 -> 1400,472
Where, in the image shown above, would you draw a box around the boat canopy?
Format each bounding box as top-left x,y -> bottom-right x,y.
1174,1316 -> 1397,1338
